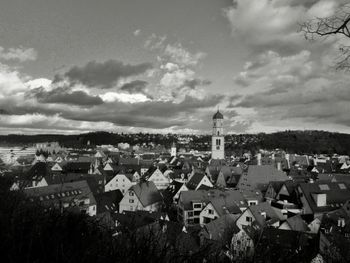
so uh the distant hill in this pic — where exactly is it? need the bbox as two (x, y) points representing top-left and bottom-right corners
(0, 130), (349, 155)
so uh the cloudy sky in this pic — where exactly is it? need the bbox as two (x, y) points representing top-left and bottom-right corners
(0, 0), (349, 134)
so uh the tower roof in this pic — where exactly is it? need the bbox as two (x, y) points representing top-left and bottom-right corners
(213, 110), (223, 119)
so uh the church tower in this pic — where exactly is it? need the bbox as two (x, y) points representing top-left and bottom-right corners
(211, 110), (225, 159)
(171, 142), (177, 157)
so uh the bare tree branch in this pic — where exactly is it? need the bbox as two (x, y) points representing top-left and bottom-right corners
(300, 4), (350, 71)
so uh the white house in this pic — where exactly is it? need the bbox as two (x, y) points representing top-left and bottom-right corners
(104, 173), (137, 194)
(119, 181), (163, 213)
(145, 167), (170, 190)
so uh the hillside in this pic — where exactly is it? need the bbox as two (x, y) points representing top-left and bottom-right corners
(0, 130), (349, 155)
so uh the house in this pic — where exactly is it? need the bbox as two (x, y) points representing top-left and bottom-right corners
(178, 189), (247, 226)
(199, 191), (246, 225)
(24, 180), (97, 216)
(231, 222), (261, 261)
(237, 165), (288, 192)
(104, 172), (137, 194)
(318, 202), (350, 262)
(264, 181), (285, 201)
(186, 172), (213, 190)
(199, 214), (238, 245)
(275, 180), (298, 203)
(10, 162), (51, 190)
(235, 202), (284, 230)
(270, 200), (302, 219)
(51, 162), (64, 172)
(143, 166), (170, 190)
(63, 162), (91, 174)
(163, 180), (189, 204)
(95, 189), (123, 215)
(119, 181), (163, 213)
(215, 165), (243, 188)
(103, 163), (120, 173)
(45, 172), (105, 195)
(279, 214), (310, 232)
(296, 181), (350, 217)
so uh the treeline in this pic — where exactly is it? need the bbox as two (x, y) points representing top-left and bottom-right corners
(227, 130), (350, 155)
(0, 130), (350, 155)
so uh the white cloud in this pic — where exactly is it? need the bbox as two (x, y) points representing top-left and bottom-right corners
(0, 46), (37, 62)
(100, 92), (150, 103)
(133, 29), (141, 36)
(164, 43), (206, 66)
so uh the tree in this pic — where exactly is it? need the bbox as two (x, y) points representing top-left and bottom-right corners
(301, 4), (350, 70)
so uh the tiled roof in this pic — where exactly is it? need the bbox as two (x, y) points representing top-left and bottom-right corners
(186, 172), (205, 190)
(237, 165), (288, 191)
(130, 181), (163, 207)
(24, 180), (96, 206)
(298, 181), (350, 214)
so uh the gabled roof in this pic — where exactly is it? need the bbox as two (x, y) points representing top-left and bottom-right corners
(45, 173), (104, 195)
(186, 172), (207, 190)
(15, 162), (51, 188)
(298, 181), (350, 214)
(202, 214), (239, 243)
(63, 162), (91, 173)
(95, 189), (123, 214)
(284, 214), (309, 232)
(24, 180), (96, 206)
(179, 189), (247, 211)
(119, 157), (140, 165)
(129, 181), (163, 207)
(237, 165), (288, 191)
(248, 202), (284, 227)
(164, 180), (187, 198)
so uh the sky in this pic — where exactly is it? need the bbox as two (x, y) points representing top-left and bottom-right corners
(0, 0), (349, 135)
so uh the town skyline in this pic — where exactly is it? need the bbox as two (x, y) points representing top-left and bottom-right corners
(0, 0), (349, 135)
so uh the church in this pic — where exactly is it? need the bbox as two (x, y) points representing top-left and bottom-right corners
(211, 110), (225, 160)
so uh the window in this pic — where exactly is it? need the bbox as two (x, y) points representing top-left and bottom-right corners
(339, 183), (347, 190)
(319, 184), (330, 191)
(208, 209), (214, 215)
(246, 216), (253, 223)
(188, 211), (193, 217)
(129, 199), (134, 203)
(193, 203), (202, 209)
(194, 210), (201, 216)
(217, 131), (220, 136)
(129, 191), (134, 196)
(248, 201), (257, 206)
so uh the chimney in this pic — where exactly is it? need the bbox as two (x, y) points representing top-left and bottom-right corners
(257, 153), (262, 166)
(277, 162), (281, 171)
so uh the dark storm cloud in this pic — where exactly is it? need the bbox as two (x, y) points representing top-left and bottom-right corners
(0, 109), (9, 115)
(62, 95), (224, 129)
(55, 60), (153, 89)
(119, 80), (148, 94)
(31, 87), (104, 106)
(227, 95), (242, 108)
(183, 78), (212, 89)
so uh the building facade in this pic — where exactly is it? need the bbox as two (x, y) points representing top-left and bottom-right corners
(211, 110), (225, 160)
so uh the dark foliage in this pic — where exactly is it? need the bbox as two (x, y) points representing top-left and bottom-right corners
(1, 130), (350, 155)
